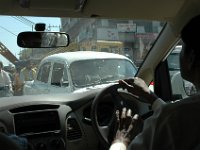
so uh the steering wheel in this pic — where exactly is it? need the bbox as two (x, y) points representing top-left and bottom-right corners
(91, 83), (148, 149)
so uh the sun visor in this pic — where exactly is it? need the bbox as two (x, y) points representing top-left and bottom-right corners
(19, 0), (87, 12)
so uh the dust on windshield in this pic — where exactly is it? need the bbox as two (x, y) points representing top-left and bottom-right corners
(70, 59), (137, 87)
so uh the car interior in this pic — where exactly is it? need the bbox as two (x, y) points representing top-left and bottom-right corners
(0, 0), (200, 150)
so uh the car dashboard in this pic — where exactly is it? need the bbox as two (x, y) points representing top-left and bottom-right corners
(0, 88), (150, 150)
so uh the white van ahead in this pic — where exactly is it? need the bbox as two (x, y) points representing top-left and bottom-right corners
(23, 51), (137, 95)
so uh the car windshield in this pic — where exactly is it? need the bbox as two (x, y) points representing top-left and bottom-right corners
(0, 16), (165, 97)
(70, 59), (137, 87)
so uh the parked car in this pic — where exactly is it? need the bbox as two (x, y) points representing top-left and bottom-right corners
(168, 45), (182, 77)
(23, 51), (137, 95)
(168, 45), (197, 99)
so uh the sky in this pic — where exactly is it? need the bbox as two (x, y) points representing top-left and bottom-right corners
(0, 15), (61, 66)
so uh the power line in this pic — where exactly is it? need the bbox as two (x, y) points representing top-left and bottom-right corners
(0, 26), (17, 36)
(11, 16), (60, 31)
(11, 16), (35, 28)
(18, 16), (35, 26)
(0, 16), (35, 37)
(11, 16), (32, 28)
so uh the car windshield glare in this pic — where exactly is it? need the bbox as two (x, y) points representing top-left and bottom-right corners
(70, 59), (137, 87)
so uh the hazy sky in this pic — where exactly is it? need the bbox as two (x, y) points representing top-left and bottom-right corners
(0, 15), (61, 66)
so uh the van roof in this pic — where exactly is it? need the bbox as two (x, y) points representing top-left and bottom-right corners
(42, 51), (132, 65)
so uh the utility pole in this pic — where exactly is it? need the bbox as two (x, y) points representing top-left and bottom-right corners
(47, 25), (60, 31)
(0, 42), (18, 64)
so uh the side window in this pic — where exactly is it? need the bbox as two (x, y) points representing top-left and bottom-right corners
(167, 44), (197, 100)
(37, 62), (51, 83)
(51, 63), (64, 87)
(62, 68), (69, 87)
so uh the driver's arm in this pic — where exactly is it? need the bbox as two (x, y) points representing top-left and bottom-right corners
(110, 108), (143, 150)
(151, 98), (166, 111)
(118, 77), (166, 110)
(109, 77), (167, 150)
(110, 142), (127, 150)
(109, 99), (165, 150)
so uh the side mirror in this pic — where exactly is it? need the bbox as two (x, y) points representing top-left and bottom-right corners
(17, 31), (70, 48)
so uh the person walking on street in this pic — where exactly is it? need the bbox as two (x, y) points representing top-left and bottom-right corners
(20, 60), (37, 82)
(0, 61), (13, 97)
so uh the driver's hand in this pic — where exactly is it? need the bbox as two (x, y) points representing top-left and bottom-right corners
(112, 107), (143, 147)
(119, 77), (158, 105)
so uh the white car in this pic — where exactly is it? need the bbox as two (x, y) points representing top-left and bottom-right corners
(149, 45), (197, 97)
(168, 45), (182, 77)
(168, 45), (197, 98)
(23, 51), (137, 95)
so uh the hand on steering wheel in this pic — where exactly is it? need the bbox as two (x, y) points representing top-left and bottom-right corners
(112, 107), (143, 147)
(119, 77), (158, 105)
(91, 83), (150, 149)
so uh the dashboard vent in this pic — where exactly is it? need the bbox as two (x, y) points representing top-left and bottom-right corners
(9, 104), (60, 113)
(67, 118), (82, 140)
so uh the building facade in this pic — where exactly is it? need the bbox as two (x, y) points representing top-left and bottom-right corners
(60, 18), (163, 66)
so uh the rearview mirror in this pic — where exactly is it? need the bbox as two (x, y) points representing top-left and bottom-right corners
(17, 31), (70, 48)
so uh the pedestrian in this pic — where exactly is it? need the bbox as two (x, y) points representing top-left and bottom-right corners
(19, 59), (37, 82)
(0, 61), (13, 97)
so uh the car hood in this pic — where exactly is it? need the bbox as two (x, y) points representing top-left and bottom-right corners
(23, 80), (118, 95)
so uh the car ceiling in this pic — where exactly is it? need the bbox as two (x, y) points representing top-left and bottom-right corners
(0, 0), (198, 20)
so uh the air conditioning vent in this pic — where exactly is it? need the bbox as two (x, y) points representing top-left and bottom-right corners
(66, 118), (82, 140)
(10, 104), (60, 113)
